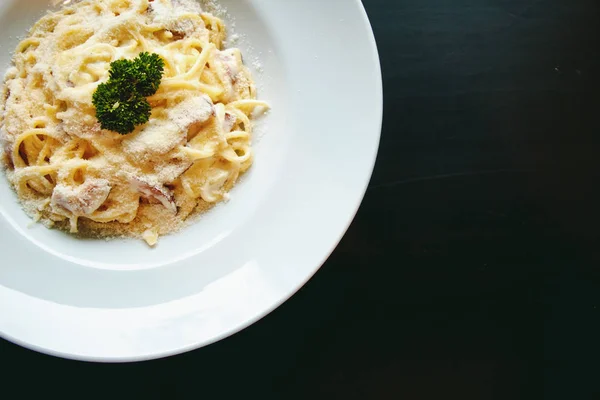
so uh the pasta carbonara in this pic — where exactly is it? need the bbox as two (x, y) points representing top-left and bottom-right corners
(0, 0), (268, 245)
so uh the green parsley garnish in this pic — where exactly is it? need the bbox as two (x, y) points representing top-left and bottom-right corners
(92, 52), (165, 135)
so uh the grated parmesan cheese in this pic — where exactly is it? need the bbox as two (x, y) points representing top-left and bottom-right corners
(168, 95), (214, 130)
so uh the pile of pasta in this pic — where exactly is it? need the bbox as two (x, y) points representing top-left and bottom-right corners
(0, 0), (268, 245)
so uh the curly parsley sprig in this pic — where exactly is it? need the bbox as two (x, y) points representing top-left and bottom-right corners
(92, 52), (165, 135)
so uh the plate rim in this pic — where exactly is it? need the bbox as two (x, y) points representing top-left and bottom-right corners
(0, 0), (383, 362)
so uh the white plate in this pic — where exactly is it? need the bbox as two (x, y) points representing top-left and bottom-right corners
(0, 0), (382, 361)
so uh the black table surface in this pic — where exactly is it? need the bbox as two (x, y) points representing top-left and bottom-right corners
(2, 0), (599, 398)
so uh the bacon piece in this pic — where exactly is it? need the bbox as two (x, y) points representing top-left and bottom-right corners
(219, 51), (240, 82)
(130, 178), (177, 213)
(51, 178), (111, 216)
(223, 112), (236, 133)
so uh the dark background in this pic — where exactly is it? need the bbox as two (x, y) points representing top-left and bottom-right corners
(2, 0), (599, 398)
